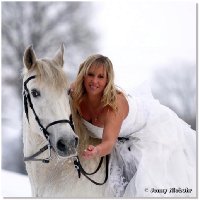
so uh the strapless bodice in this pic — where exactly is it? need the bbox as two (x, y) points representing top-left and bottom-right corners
(82, 95), (149, 139)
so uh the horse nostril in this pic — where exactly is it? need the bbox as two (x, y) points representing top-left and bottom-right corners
(75, 137), (79, 147)
(57, 139), (66, 152)
(57, 137), (78, 155)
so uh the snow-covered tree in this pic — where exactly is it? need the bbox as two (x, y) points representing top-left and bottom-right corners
(2, 1), (98, 89)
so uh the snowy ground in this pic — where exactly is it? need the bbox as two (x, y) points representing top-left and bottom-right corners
(1, 170), (31, 197)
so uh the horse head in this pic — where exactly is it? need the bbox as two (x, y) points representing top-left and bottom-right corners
(23, 44), (78, 159)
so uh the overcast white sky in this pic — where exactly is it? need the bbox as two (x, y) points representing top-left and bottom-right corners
(92, 1), (196, 91)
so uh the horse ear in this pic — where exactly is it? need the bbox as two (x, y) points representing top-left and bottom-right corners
(23, 45), (37, 70)
(53, 43), (64, 67)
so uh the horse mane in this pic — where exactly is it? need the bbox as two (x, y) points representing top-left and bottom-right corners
(24, 58), (68, 91)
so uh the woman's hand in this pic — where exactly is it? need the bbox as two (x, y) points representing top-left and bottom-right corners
(82, 145), (99, 160)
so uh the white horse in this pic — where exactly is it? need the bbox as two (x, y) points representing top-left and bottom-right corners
(22, 45), (109, 197)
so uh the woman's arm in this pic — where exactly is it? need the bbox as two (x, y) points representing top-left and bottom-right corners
(83, 94), (128, 159)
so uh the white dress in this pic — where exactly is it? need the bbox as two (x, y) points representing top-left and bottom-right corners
(82, 85), (196, 197)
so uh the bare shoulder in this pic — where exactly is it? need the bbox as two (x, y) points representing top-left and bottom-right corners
(106, 93), (129, 121)
(117, 93), (128, 106)
(116, 93), (129, 119)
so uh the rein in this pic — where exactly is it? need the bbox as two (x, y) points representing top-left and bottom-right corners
(23, 75), (109, 185)
(24, 137), (52, 163)
(73, 155), (109, 185)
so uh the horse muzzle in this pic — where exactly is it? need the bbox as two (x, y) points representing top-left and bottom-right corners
(56, 136), (79, 157)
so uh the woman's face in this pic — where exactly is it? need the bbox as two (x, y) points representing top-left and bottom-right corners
(84, 64), (108, 97)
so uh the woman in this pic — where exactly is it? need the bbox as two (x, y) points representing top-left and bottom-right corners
(70, 54), (196, 197)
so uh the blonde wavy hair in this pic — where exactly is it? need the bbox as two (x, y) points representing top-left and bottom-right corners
(72, 54), (121, 112)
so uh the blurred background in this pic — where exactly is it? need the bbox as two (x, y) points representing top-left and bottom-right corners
(1, 1), (196, 197)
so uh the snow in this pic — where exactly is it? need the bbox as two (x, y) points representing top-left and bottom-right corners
(1, 170), (31, 197)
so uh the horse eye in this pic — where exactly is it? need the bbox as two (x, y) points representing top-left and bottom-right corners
(31, 89), (40, 98)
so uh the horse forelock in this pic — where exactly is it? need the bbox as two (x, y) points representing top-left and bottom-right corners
(25, 58), (68, 91)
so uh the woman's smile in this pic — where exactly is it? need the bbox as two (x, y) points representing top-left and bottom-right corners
(89, 84), (99, 90)
(84, 64), (107, 96)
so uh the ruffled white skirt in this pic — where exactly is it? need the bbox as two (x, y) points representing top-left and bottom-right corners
(105, 85), (196, 197)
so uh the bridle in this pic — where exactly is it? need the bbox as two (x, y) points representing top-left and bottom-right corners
(23, 75), (75, 163)
(23, 75), (109, 185)
(73, 155), (109, 185)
